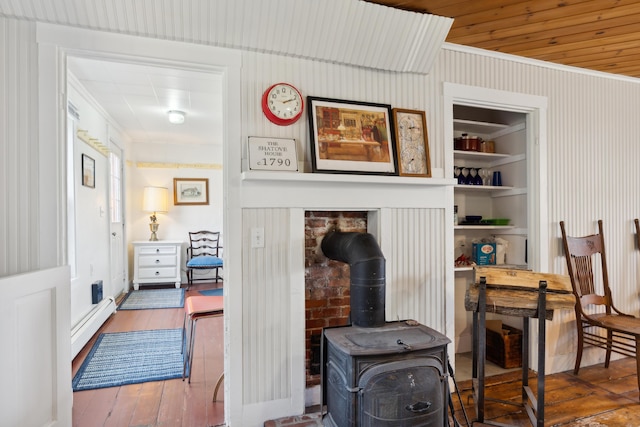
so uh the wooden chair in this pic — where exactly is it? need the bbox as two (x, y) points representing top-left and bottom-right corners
(186, 230), (223, 287)
(560, 220), (640, 397)
(182, 295), (225, 401)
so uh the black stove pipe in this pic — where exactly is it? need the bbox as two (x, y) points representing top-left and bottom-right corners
(321, 230), (385, 328)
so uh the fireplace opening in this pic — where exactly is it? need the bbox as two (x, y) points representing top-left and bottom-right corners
(304, 210), (368, 387)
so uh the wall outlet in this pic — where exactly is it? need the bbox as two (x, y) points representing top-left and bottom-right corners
(251, 227), (265, 248)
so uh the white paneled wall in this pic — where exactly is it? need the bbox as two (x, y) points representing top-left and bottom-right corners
(0, 18), (40, 276)
(384, 208), (447, 330)
(242, 208), (294, 403)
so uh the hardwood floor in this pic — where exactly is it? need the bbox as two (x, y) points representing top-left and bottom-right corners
(72, 282), (225, 427)
(74, 284), (640, 426)
(451, 357), (640, 426)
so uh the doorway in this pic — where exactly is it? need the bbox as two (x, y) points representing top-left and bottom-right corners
(65, 51), (226, 420)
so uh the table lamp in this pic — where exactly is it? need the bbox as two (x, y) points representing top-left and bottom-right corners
(142, 186), (168, 241)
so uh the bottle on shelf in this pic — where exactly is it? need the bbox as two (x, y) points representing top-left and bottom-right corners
(454, 205), (458, 225)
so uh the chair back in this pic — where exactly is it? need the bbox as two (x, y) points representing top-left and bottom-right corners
(560, 220), (612, 314)
(188, 230), (222, 258)
(635, 219), (640, 251)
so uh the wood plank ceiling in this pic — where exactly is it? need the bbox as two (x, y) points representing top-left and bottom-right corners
(366, 0), (640, 79)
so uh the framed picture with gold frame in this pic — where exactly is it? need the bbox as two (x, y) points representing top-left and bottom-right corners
(392, 108), (431, 177)
(173, 178), (209, 205)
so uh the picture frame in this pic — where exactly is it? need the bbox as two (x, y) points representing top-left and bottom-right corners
(82, 154), (95, 188)
(173, 178), (209, 205)
(307, 96), (398, 175)
(392, 108), (431, 177)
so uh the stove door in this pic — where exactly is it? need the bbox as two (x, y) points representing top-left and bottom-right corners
(358, 357), (446, 426)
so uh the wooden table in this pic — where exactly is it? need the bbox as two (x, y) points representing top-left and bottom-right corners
(465, 267), (575, 427)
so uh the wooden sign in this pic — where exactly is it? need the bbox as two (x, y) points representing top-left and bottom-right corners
(248, 137), (298, 171)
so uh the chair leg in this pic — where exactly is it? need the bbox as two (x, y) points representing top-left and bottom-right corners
(604, 329), (613, 368)
(574, 323), (585, 375)
(183, 315), (194, 380)
(213, 373), (224, 402)
(187, 318), (199, 384)
(636, 337), (640, 401)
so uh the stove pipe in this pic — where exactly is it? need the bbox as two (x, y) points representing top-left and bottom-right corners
(321, 230), (385, 328)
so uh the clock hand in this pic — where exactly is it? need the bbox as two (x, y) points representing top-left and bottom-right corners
(282, 98), (296, 103)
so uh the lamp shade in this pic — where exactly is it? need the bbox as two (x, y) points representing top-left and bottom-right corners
(142, 186), (169, 213)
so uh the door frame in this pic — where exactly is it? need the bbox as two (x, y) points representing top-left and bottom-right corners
(36, 24), (243, 424)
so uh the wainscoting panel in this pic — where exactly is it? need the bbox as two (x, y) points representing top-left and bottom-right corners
(242, 208), (297, 405)
(383, 208), (447, 332)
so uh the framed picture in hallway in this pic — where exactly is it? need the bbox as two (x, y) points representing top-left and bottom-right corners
(82, 154), (95, 188)
(307, 96), (398, 175)
(173, 178), (209, 205)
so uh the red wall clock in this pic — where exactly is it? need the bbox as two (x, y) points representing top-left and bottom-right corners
(261, 82), (304, 126)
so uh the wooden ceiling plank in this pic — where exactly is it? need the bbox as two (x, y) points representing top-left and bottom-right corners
(515, 33), (640, 58)
(468, 11), (640, 50)
(446, 0), (595, 28)
(426, 0), (537, 20)
(447, 0), (640, 41)
(537, 40), (640, 62)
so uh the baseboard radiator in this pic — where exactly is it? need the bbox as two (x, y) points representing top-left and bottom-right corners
(71, 296), (117, 358)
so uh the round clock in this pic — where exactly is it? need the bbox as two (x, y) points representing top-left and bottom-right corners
(261, 83), (304, 126)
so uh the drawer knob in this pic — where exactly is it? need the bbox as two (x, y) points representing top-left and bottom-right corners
(155, 271), (160, 276)
(156, 248), (160, 253)
(155, 259), (160, 264)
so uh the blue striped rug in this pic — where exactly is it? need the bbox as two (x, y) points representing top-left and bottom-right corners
(72, 328), (184, 391)
(118, 288), (185, 310)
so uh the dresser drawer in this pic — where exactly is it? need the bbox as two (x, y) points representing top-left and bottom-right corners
(138, 245), (177, 256)
(138, 254), (176, 267)
(138, 266), (178, 280)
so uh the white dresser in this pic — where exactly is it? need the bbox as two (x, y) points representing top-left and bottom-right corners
(132, 240), (183, 290)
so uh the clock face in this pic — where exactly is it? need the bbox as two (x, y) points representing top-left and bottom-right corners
(261, 83), (304, 125)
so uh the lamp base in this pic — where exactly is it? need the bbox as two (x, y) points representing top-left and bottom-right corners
(149, 222), (159, 241)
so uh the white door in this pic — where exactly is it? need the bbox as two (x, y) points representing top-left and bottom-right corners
(0, 266), (72, 426)
(109, 143), (126, 295)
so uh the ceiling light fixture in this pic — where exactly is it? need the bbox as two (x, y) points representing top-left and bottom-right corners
(167, 110), (185, 124)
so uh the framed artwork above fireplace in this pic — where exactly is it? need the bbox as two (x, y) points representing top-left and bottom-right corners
(307, 96), (398, 176)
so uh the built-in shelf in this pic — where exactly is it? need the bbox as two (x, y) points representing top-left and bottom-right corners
(454, 263), (528, 273)
(453, 150), (510, 162)
(454, 225), (515, 230)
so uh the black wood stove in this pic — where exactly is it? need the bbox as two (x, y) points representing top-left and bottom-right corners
(320, 231), (451, 427)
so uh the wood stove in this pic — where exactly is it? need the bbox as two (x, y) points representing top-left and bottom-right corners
(322, 321), (450, 426)
(320, 230), (450, 426)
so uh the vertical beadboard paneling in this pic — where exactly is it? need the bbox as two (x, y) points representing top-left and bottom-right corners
(385, 208), (446, 331)
(242, 208), (292, 404)
(0, 18), (39, 276)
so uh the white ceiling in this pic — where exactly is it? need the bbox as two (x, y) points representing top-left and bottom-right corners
(67, 57), (224, 146)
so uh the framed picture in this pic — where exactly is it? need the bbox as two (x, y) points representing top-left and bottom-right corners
(82, 154), (95, 188)
(173, 178), (209, 205)
(392, 108), (431, 177)
(307, 96), (398, 175)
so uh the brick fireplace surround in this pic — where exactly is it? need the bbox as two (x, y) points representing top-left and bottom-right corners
(304, 210), (368, 387)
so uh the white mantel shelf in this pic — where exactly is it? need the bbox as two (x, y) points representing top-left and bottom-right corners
(240, 171), (455, 209)
(241, 171), (454, 186)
